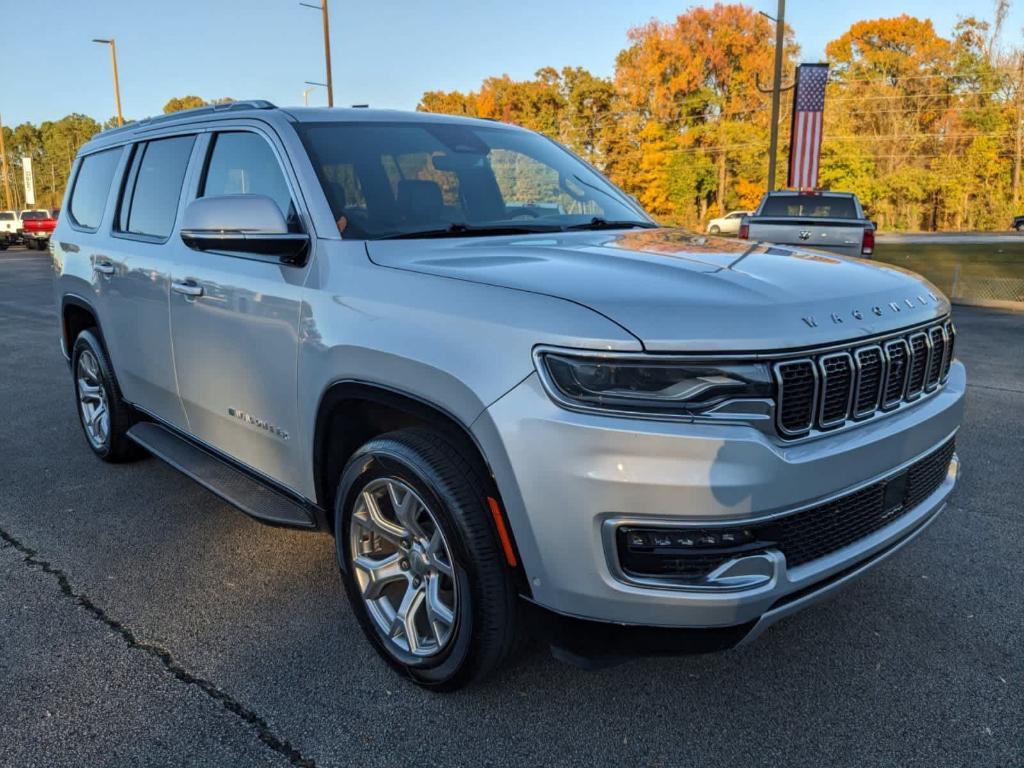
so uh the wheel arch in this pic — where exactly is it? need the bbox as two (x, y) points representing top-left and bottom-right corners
(313, 381), (497, 521)
(61, 294), (102, 362)
(312, 380), (530, 595)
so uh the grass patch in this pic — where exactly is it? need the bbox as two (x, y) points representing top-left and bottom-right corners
(874, 242), (1024, 297)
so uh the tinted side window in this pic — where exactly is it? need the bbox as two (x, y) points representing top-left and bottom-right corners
(201, 132), (298, 228)
(69, 147), (123, 230)
(120, 136), (195, 238)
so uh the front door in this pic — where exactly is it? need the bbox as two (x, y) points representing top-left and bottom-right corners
(168, 128), (312, 493)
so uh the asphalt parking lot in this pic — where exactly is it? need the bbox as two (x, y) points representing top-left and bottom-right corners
(1, 243), (1022, 767)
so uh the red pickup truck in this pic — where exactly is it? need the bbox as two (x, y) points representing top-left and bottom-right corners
(21, 210), (58, 250)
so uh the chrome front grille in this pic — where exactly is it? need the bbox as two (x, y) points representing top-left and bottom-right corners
(773, 319), (955, 439)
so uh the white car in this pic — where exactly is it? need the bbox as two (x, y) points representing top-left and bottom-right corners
(706, 210), (751, 236)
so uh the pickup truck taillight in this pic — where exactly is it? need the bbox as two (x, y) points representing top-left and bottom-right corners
(861, 226), (875, 256)
(738, 221), (749, 240)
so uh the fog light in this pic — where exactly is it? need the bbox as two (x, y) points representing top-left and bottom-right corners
(617, 526), (764, 583)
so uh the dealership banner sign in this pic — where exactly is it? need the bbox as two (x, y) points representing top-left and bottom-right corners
(22, 156), (34, 205)
(788, 63), (829, 190)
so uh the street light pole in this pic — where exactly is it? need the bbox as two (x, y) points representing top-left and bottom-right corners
(300, 1), (334, 107)
(0, 112), (13, 210)
(92, 38), (124, 126)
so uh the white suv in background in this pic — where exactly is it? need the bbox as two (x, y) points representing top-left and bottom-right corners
(0, 210), (18, 249)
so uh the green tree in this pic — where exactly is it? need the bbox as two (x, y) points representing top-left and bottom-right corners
(163, 95), (208, 113)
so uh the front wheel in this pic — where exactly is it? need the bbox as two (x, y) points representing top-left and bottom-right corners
(335, 428), (519, 690)
(709, 225), (721, 235)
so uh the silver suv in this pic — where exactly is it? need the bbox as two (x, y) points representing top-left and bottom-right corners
(52, 102), (964, 689)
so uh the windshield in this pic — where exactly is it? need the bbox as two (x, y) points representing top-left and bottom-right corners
(21, 211), (48, 220)
(297, 121), (652, 239)
(761, 195), (857, 219)
(0, 212), (14, 221)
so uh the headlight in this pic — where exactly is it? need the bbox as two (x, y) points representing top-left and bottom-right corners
(536, 350), (772, 417)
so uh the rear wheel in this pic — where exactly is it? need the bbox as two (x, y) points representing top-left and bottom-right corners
(71, 330), (143, 462)
(335, 428), (519, 690)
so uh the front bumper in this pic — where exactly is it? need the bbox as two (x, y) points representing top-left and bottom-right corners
(473, 361), (965, 633)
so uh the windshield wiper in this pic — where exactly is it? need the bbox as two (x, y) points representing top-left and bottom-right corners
(377, 222), (564, 240)
(565, 217), (657, 231)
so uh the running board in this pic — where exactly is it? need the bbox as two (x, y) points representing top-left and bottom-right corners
(127, 422), (317, 529)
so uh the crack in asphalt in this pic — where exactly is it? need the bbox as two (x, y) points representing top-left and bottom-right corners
(0, 526), (317, 768)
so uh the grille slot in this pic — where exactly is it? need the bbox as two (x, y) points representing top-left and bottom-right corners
(773, 320), (953, 439)
(852, 346), (884, 418)
(774, 360), (817, 435)
(906, 332), (930, 397)
(937, 323), (954, 382)
(926, 326), (945, 390)
(755, 438), (955, 568)
(818, 353), (854, 428)
(940, 321), (955, 382)
(882, 339), (910, 409)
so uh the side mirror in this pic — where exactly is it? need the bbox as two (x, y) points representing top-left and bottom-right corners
(180, 194), (309, 265)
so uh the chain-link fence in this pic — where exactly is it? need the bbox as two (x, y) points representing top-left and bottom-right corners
(874, 235), (1024, 311)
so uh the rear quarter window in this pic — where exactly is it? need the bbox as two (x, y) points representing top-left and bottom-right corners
(761, 195), (857, 219)
(69, 147), (123, 230)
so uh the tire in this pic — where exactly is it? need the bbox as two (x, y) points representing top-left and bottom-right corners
(71, 329), (143, 462)
(1017, 223), (1024, 232)
(335, 428), (519, 690)
(709, 225), (720, 235)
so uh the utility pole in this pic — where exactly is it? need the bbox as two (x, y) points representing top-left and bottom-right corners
(92, 38), (124, 126)
(1013, 51), (1023, 207)
(759, 0), (787, 192)
(0, 112), (12, 210)
(300, 1), (334, 107)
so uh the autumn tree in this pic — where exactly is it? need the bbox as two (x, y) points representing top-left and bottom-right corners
(614, 3), (798, 221)
(412, 5), (1018, 231)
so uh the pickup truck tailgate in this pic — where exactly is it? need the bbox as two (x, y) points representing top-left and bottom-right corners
(748, 218), (865, 257)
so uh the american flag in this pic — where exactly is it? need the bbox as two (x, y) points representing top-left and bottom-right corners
(788, 63), (829, 190)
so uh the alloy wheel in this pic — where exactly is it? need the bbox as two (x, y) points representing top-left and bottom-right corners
(349, 478), (459, 658)
(77, 349), (110, 450)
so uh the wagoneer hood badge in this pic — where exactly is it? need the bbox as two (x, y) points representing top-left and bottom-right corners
(367, 228), (951, 352)
(801, 292), (938, 329)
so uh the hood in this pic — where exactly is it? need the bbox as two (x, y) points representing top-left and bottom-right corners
(366, 228), (950, 352)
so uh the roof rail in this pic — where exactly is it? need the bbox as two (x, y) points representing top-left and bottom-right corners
(97, 100), (277, 138)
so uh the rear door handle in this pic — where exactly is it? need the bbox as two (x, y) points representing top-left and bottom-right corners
(94, 259), (115, 276)
(171, 279), (204, 298)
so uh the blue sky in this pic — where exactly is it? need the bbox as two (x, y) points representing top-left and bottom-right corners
(3, 0), (1019, 127)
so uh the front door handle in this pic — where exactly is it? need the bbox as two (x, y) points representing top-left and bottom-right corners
(171, 279), (204, 298)
(94, 259), (115, 276)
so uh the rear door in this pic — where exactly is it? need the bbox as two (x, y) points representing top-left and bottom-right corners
(97, 133), (199, 427)
(168, 127), (313, 492)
